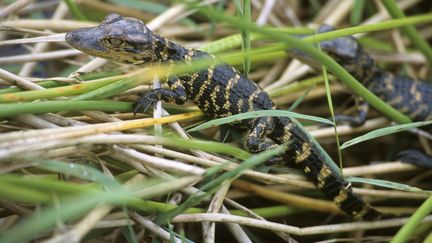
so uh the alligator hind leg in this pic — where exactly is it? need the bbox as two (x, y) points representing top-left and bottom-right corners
(246, 116), (284, 164)
(333, 99), (369, 126)
(396, 149), (432, 169)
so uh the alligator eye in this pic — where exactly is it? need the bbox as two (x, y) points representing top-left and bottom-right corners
(107, 37), (124, 46)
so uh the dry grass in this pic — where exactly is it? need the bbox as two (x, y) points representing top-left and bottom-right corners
(0, 0), (431, 242)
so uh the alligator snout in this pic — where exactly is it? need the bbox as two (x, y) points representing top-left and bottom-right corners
(65, 31), (83, 49)
(65, 32), (78, 43)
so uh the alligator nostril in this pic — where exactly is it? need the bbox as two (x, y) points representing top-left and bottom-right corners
(66, 32), (79, 43)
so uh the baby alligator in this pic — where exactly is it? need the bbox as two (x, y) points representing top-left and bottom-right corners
(66, 14), (384, 219)
(295, 25), (432, 167)
(302, 25), (432, 123)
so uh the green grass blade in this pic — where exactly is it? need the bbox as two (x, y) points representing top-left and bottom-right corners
(0, 175), (97, 196)
(423, 231), (432, 243)
(0, 100), (132, 117)
(188, 110), (333, 132)
(350, 0), (365, 25)
(165, 138), (250, 160)
(348, 177), (430, 193)
(199, 27), (311, 54)
(38, 160), (120, 189)
(190, 4), (413, 125)
(0, 175), (198, 243)
(0, 178), (53, 203)
(304, 13), (432, 44)
(154, 143), (288, 225)
(287, 83), (316, 111)
(0, 75), (126, 103)
(72, 77), (144, 101)
(0, 80), (68, 94)
(268, 75), (324, 98)
(341, 120), (432, 149)
(390, 195), (432, 243)
(107, 0), (166, 14)
(64, 0), (88, 20)
(320, 61), (344, 173)
(381, 0), (432, 66)
(240, 0), (251, 74)
(233, 0), (243, 15)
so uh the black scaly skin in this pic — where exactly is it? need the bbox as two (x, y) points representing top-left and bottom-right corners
(66, 14), (383, 219)
(313, 25), (432, 122)
(298, 25), (432, 167)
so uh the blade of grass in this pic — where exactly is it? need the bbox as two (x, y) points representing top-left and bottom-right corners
(38, 160), (120, 189)
(0, 174), (204, 213)
(188, 110), (333, 132)
(5, 13), (431, 105)
(200, 27), (312, 54)
(350, 0), (365, 25)
(107, 0), (167, 14)
(0, 179), (53, 203)
(341, 120), (432, 149)
(71, 77), (141, 101)
(190, 3), (413, 124)
(0, 80), (68, 94)
(64, 0), (88, 20)
(0, 75), (129, 103)
(0, 174), (199, 243)
(155, 143), (288, 225)
(233, 0), (243, 15)
(348, 177), (430, 193)
(390, 195), (432, 243)
(320, 59), (344, 174)
(304, 13), (432, 44)
(287, 83), (316, 111)
(381, 0), (432, 66)
(0, 175), (99, 196)
(231, 205), (299, 218)
(239, 0), (251, 74)
(0, 100), (132, 117)
(268, 75), (325, 98)
(164, 138), (250, 160)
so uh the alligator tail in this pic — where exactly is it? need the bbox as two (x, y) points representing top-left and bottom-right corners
(272, 117), (382, 219)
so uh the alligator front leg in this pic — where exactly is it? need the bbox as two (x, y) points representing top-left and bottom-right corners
(246, 116), (285, 164)
(134, 76), (187, 113)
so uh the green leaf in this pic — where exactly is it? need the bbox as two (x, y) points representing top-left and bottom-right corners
(190, 3), (415, 125)
(0, 100), (132, 117)
(391, 195), (432, 243)
(381, 0), (432, 66)
(321, 59), (345, 173)
(350, 0), (365, 25)
(240, 0), (251, 74)
(0, 175), (198, 243)
(107, 0), (166, 14)
(155, 143), (289, 225)
(233, 0), (243, 15)
(189, 110), (333, 132)
(166, 138), (250, 160)
(64, 0), (88, 20)
(348, 177), (431, 193)
(38, 160), (120, 189)
(0, 178), (52, 203)
(341, 120), (432, 149)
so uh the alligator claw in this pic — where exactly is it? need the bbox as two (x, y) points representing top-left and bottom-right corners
(134, 93), (159, 114)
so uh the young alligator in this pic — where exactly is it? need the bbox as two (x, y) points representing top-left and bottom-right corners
(296, 25), (432, 167)
(297, 25), (432, 123)
(66, 14), (383, 219)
